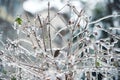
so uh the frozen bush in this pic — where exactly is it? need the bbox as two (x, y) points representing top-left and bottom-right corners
(0, 2), (120, 80)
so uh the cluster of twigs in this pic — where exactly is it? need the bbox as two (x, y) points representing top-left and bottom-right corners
(0, 2), (120, 80)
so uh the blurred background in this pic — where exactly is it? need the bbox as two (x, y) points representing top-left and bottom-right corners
(0, 0), (120, 43)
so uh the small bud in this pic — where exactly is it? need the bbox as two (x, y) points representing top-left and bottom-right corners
(100, 39), (104, 42)
(67, 4), (70, 6)
(94, 32), (98, 35)
(110, 38), (114, 43)
(33, 46), (37, 49)
(0, 50), (4, 55)
(85, 30), (88, 32)
(57, 12), (60, 15)
(78, 15), (81, 17)
(72, 29), (74, 32)
(77, 24), (80, 27)
(68, 20), (72, 25)
(96, 25), (101, 28)
(111, 58), (114, 62)
(27, 34), (30, 37)
(54, 50), (60, 57)
(72, 21), (74, 24)
(72, 6), (75, 8)
(56, 77), (61, 80)
(104, 53), (108, 55)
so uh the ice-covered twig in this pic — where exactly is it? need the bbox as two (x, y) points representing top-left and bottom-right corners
(89, 14), (120, 25)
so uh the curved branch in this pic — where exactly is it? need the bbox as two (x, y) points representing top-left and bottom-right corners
(89, 14), (120, 25)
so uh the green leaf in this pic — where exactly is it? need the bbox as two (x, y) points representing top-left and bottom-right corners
(113, 61), (119, 67)
(96, 61), (100, 67)
(11, 76), (16, 80)
(2, 69), (7, 74)
(15, 17), (22, 25)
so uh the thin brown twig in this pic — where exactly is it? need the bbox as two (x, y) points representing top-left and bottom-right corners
(38, 15), (47, 51)
(57, 13), (69, 28)
(48, 2), (53, 55)
(50, 4), (67, 21)
(32, 30), (42, 49)
(50, 23), (67, 43)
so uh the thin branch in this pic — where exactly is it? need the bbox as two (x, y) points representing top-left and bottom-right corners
(0, 40), (5, 46)
(48, 2), (53, 55)
(18, 45), (31, 55)
(50, 4), (67, 21)
(31, 30), (41, 49)
(101, 28), (120, 40)
(50, 23), (67, 43)
(57, 13), (69, 28)
(89, 14), (120, 25)
(38, 15), (47, 51)
(52, 26), (67, 40)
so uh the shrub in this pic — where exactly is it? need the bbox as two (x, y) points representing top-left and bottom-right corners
(0, 2), (120, 80)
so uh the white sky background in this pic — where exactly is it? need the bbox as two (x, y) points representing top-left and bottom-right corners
(23, 0), (102, 14)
